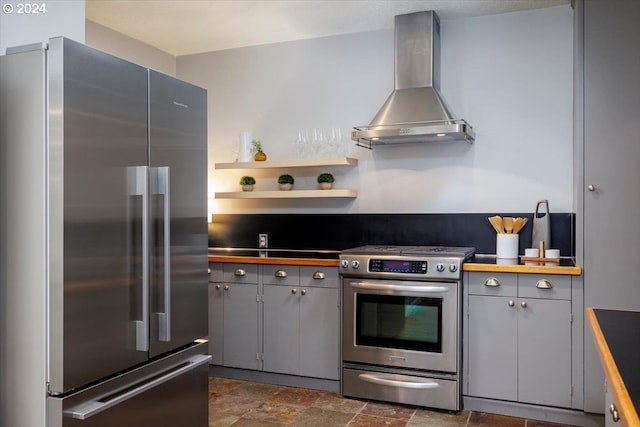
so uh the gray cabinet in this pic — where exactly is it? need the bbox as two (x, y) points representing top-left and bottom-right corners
(465, 272), (572, 408)
(604, 381), (623, 427)
(208, 262), (259, 370)
(208, 263), (224, 365)
(576, 0), (640, 412)
(263, 264), (300, 376)
(263, 265), (340, 380)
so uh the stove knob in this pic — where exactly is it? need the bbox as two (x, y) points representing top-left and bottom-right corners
(436, 263), (445, 272)
(340, 259), (349, 269)
(449, 264), (458, 273)
(352, 260), (360, 269)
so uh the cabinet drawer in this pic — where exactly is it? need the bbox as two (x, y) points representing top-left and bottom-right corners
(467, 272), (517, 297)
(300, 266), (339, 288)
(223, 263), (258, 284)
(263, 264), (300, 286)
(208, 262), (223, 282)
(518, 274), (571, 300)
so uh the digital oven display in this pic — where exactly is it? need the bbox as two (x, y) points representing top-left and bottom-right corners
(368, 259), (427, 274)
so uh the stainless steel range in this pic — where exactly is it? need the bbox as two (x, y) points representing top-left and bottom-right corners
(340, 245), (475, 411)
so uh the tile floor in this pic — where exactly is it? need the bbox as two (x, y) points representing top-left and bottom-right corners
(208, 377), (575, 427)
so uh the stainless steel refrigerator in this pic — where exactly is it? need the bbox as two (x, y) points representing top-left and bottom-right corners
(0, 37), (209, 427)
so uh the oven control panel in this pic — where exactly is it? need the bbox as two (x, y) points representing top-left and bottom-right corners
(368, 259), (427, 274)
(339, 255), (464, 280)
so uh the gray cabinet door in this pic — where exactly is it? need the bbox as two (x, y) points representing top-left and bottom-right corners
(580, 0), (640, 412)
(518, 298), (572, 407)
(208, 264), (224, 365)
(300, 287), (340, 380)
(467, 295), (518, 400)
(208, 283), (224, 365)
(263, 285), (300, 375)
(223, 283), (259, 369)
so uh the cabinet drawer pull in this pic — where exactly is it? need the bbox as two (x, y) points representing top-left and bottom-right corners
(312, 271), (325, 280)
(484, 277), (501, 287)
(291, 288), (297, 294)
(610, 403), (620, 422)
(224, 285), (230, 291)
(535, 279), (553, 289)
(208, 268), (211, 275)
(301, 289), (307, 296)
(234, 268), (246, 277)
(275, 269), (287, 278)
(508, 300), (515, 307)
(520, 301), (528, 308)
(215, 284), (221, 290)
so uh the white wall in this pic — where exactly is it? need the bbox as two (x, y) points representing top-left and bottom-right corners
(85, 20), (176, 76)
(0, 0), (84, 54)
(177, 5), (574, 215)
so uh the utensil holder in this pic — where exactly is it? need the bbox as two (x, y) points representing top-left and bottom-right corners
(496, 234), (519, 259)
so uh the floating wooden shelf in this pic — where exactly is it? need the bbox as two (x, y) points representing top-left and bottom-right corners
(215, 189), (357, 199)
(214, 157), (357, 170)
(214, 156), (358, 199)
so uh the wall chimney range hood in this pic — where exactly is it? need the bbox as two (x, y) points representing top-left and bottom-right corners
(352, 11), (475, 148)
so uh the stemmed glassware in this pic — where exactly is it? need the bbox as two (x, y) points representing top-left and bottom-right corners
(294, 127), (345, 158)
(294, 129), (308, 159)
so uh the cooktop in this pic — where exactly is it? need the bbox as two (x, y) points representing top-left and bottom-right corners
(341, 245), (476, 260)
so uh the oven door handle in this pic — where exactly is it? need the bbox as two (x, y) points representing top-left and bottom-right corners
(350, 282), (449, 294)
(358, 373), (440, 390)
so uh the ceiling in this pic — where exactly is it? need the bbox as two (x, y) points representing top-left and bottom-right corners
(85, 0), (569, 56)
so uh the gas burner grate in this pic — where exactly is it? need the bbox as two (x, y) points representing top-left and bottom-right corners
(342, 245), (475, 260)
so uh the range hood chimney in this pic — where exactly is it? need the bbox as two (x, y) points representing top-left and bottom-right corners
(352, 11), (475, 148)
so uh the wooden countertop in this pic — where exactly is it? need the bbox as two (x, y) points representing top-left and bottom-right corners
(208, 254), (338, 267)
(463, 257), (582, 275)
(587, 308), (640, 427)
(208, 252), (581, 275)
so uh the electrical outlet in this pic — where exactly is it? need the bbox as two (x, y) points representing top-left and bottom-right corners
(258, 233), (268, 249)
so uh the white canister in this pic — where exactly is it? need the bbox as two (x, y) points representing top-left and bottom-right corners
(496, 234), (519, 259)
(545, 249), (560, 259)
(544, 249), (560, 265)
(238, 131), (252, 162)
(524, 248), (540, 265)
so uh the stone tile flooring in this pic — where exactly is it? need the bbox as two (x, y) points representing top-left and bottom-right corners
(208, 377), (575, 427)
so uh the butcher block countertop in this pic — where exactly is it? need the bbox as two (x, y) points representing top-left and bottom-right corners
(208, 249), (582, 274)
(208, 248), (340, 267)
(587, 308), (640, 427)
(464, 255), (582, 275)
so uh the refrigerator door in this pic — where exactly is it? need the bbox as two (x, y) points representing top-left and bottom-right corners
(48, 342), (210, 427)
(148, 70), (208, 357)
(48, 38), (150, 394)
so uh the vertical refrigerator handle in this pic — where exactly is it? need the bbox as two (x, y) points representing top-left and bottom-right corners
(132, 166), (149, 352)
(155, 166), (171, 342)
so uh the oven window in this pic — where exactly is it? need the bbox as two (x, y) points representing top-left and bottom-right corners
(356, 294), (442, 353)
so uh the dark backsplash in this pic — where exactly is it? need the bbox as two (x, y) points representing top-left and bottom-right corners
(208, 213), (575, 256)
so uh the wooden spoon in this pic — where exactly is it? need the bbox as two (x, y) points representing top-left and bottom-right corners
(488, 216), (504, 234)
(503, 217), (514, 234)
(512, 217), (528, 234)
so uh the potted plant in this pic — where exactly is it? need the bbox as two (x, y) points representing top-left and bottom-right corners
(251, 139), (267, 161)
(239, 175), (256, 192)
(317, 172), (335, 190)
(277, 174), (295, 191)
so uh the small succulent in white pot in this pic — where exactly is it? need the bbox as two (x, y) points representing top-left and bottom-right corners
(277, 174), (294, 190)
(317, 172), (334, 190)
(239, 175), (255, 191)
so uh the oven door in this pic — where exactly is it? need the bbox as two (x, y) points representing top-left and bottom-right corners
(342, 277), (459, 373)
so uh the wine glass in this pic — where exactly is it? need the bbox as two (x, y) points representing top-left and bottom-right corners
(294, 129), (308, 158)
